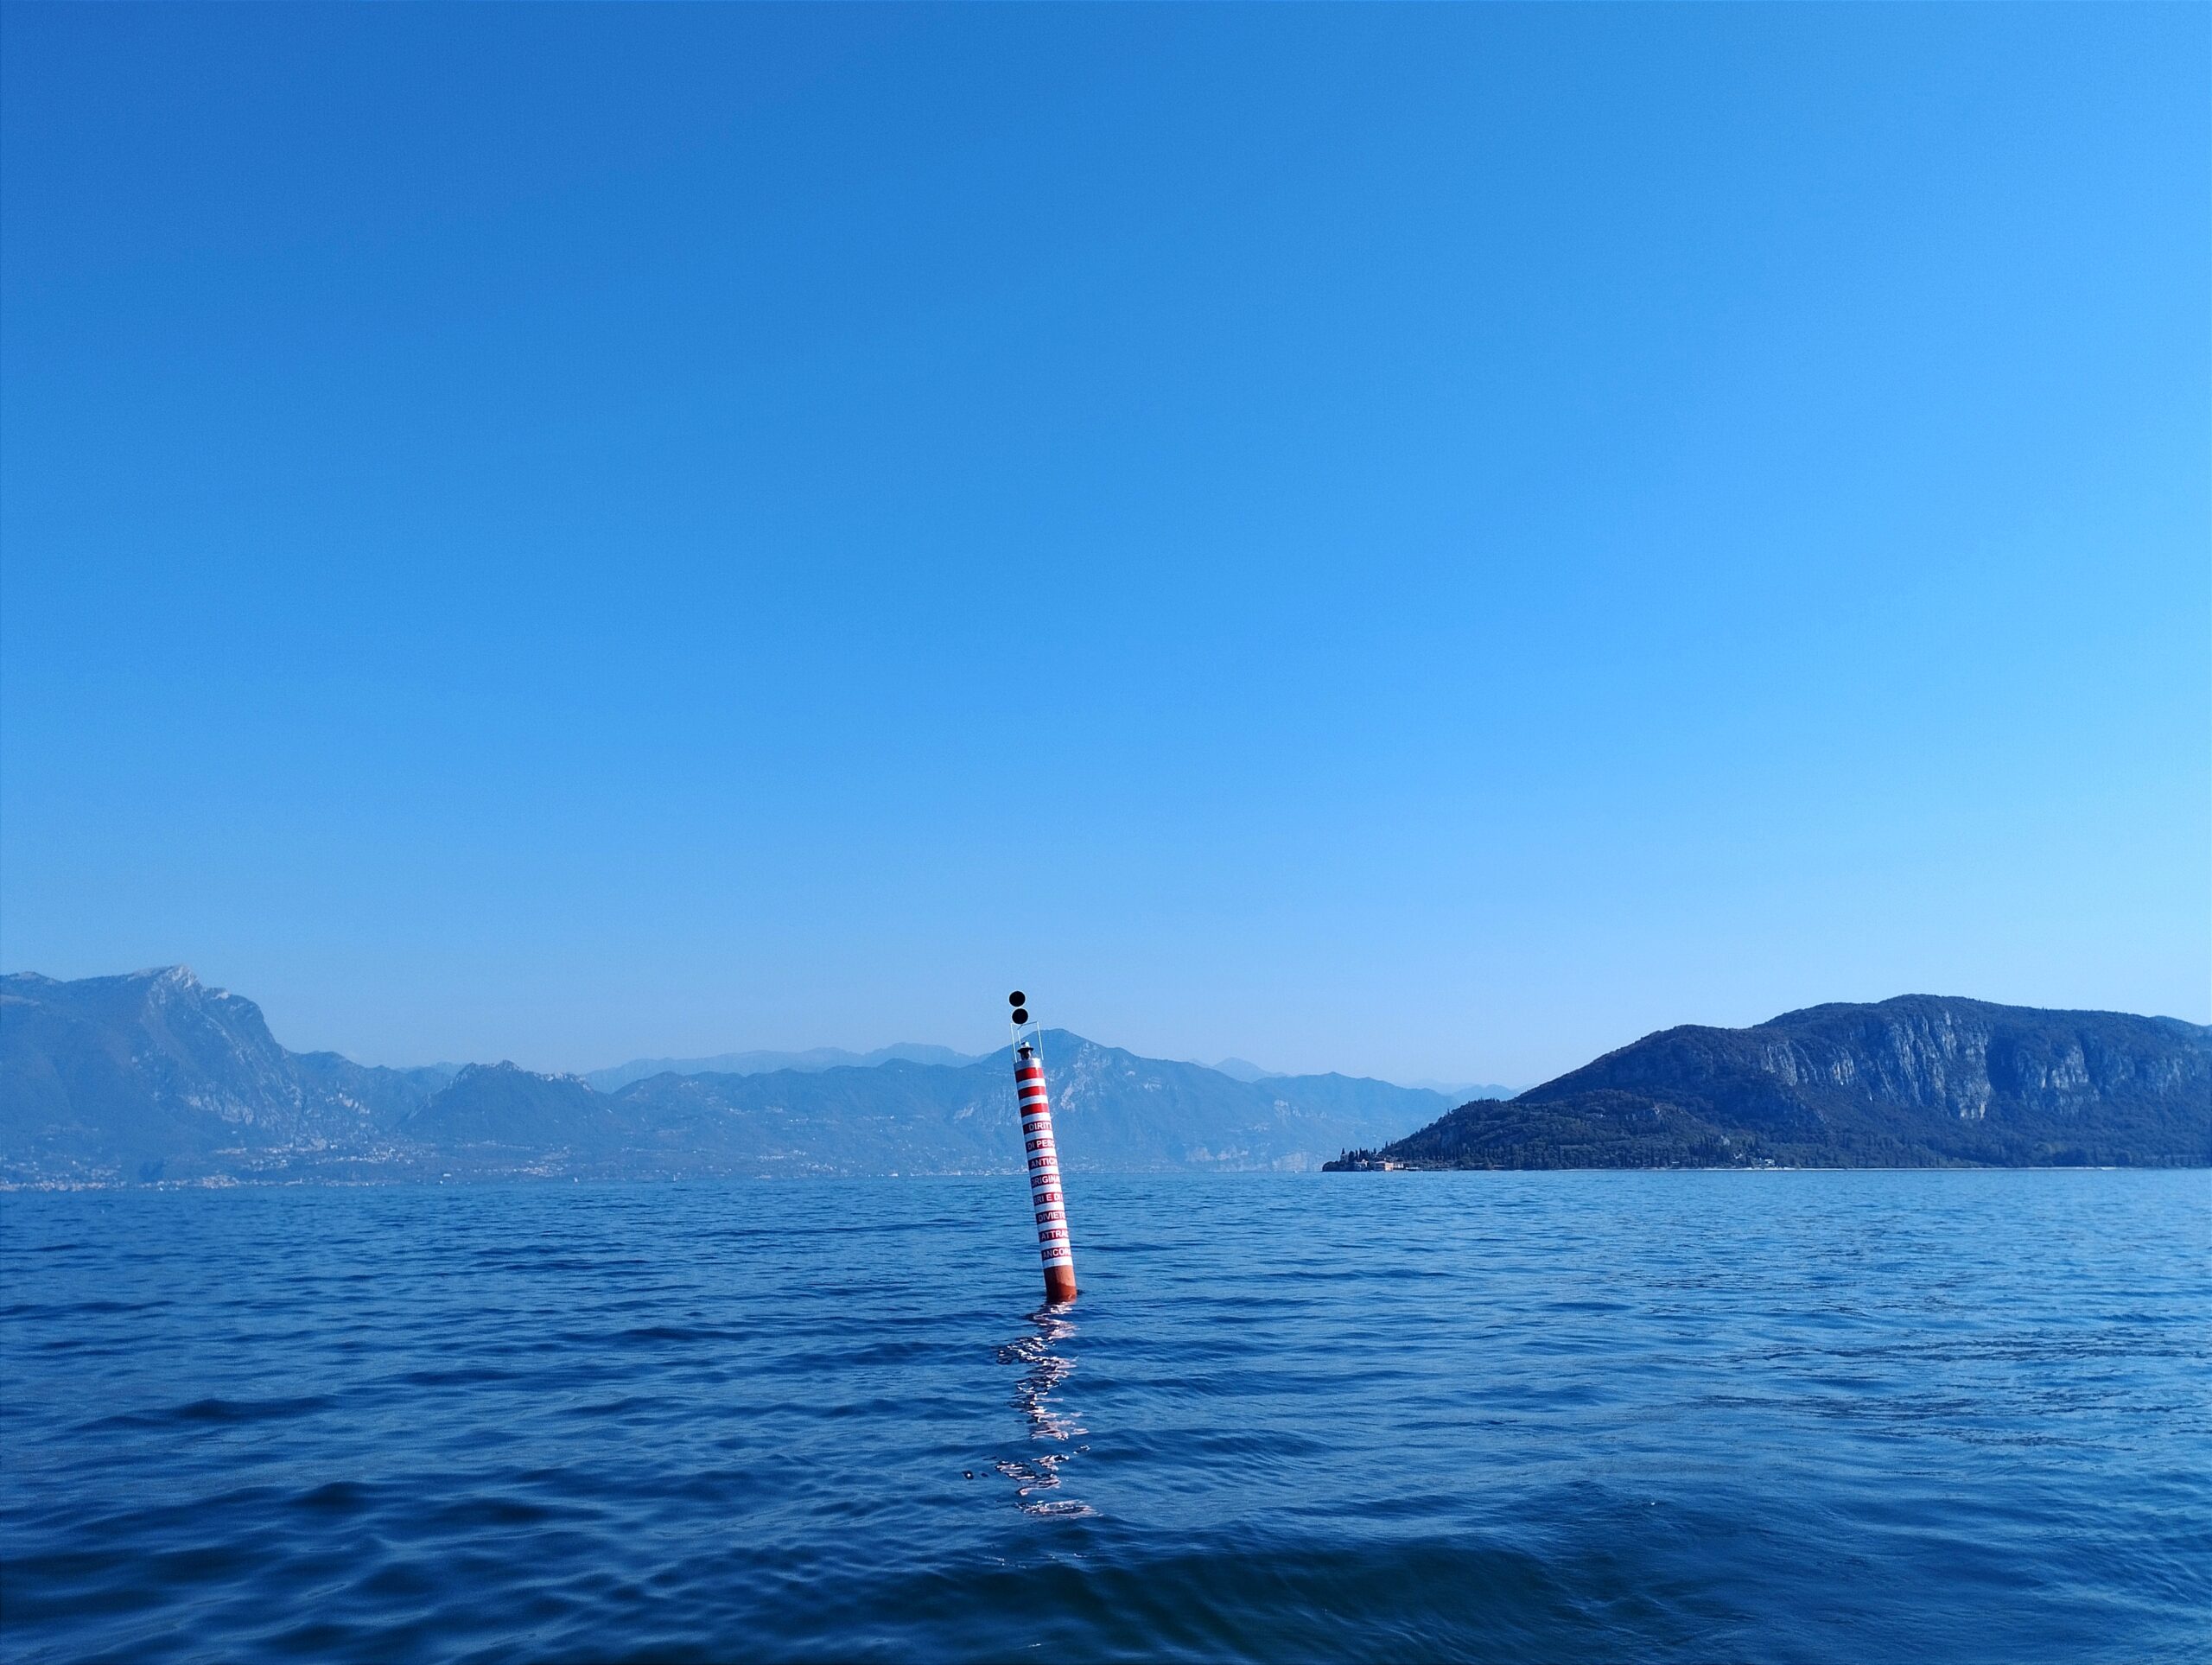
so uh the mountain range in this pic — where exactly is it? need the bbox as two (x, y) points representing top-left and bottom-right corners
(0, 969), (1455, 1185)
(582, 1044), (984, 1095)
(588, 1046), (1516, 1101)
(1327, 995), (2210, 1171)
(7, 973), (2202, 1186)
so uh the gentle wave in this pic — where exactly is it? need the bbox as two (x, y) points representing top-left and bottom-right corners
(3, 1171), (2207, 1663)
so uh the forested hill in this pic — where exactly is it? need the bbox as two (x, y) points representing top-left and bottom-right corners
(1327, 996), (2211, 1171)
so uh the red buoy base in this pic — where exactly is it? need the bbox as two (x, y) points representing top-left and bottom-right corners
(1042, 1266), (1077, 1305)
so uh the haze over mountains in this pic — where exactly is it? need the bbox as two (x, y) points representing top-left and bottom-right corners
(5, 970), (2203, 1185)
(583, 1044), (984, 1095)
(589, 1046), (1516, 1102)
(0, 969), (1456, 1185)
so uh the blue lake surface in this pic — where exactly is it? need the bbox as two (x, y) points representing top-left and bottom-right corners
(3, 1170), (2208, 1663)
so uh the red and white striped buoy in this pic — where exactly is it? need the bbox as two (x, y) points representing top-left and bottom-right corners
(1007, 991), (1077, 1305)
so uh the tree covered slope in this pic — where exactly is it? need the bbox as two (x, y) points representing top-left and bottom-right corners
(1330, 997), (2210, 1170)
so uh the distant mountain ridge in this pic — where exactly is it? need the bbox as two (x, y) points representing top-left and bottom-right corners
(1330, 995), (2211, 1171)
(0, 969), (1452, 1185)
(1204, 1054), (1519, 1101)
(584, 1043), (982, 1095)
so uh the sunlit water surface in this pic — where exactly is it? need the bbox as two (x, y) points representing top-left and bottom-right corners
(3, 1171), (2207, 1663)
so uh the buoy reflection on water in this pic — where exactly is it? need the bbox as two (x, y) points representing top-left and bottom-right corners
(994, 1305), (1093, 1517)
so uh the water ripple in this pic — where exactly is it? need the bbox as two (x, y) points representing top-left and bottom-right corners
(3, 1171), (2207, 1663)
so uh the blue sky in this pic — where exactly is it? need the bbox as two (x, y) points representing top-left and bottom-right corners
(3, 4), (2204, 1084)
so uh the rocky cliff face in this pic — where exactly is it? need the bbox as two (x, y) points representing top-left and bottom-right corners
(2, 969), (404, 1179)
(1527, 997), (2209, 1124)
(3, 967), (293, 1123)
(1340, 996), (2211, 1171)
(1, 969), (461, 1181)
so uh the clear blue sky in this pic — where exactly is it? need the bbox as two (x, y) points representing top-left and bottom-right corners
(3, 4), (2204, 1085)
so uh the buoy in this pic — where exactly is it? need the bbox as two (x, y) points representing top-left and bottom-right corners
(1008, 991), (1077, 1305)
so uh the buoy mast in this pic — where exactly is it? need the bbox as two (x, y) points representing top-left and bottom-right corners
(1007, 991), (1077, 1305)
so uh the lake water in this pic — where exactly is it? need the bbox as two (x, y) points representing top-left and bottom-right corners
(3, 1171), (2207, 1663)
